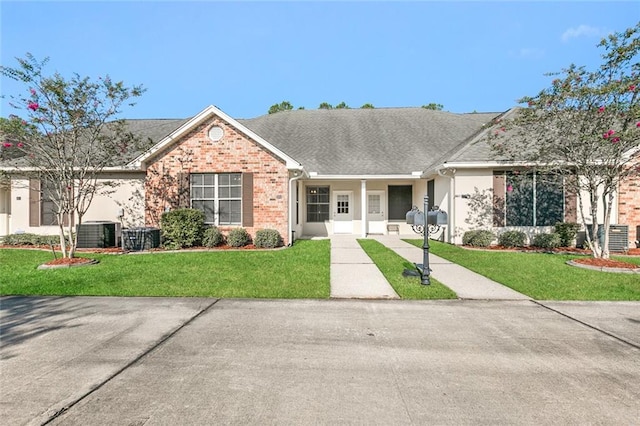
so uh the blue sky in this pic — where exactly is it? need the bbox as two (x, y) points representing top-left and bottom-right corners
(1, 1), (639, 119)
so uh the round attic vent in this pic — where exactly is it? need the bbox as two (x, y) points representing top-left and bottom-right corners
(208, 126), (224, 142)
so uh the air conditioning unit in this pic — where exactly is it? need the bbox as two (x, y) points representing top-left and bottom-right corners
(76, 221), (119, 248)
(578, 224), (629, 252)
(121, 227), (161, 251)
(608, 225), (629, 252)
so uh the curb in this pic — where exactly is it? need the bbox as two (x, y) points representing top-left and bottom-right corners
(38, 259), (100, 270)
(566, 260), (640, 274)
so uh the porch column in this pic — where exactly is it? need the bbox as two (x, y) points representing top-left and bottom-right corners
(361, 179), (367, 238)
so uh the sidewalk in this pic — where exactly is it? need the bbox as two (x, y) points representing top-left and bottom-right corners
(329, 235), (399, 299)
(371, 235), (530, 300)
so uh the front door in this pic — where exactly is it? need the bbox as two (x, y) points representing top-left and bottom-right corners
(333, 191), (353, 234)
(367, 191), (385, 234)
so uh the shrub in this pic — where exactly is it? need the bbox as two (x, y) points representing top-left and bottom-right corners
(531, 233), (561, 249)
(1, 233), (61, 246)
(254, 229), (283, 248)
(227, 228), (252, 247)
(462, 230), (494, 247)
(203, 226), (225, 247)
(160, 208), (205, 250)
(498, 230), (527, 248)
(554, 222), (581, 247)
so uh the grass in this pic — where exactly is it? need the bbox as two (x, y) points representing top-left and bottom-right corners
(0, 240), (330, 298)
(357, 239), (457, 300)
(405, 239), (640, 301)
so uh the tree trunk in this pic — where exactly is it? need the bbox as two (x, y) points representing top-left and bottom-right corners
(588, 189), (602, 258)
(58, 221), (68, 258)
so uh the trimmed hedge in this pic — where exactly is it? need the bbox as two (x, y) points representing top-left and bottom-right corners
(203, 226), (225, 247)
(160, 208), (205, 250)
(254, 229), (283, 248)
(227, 228), (252, 247)
(462, 230), (494, 247)
(498, 230), (527, 248)
(531, 233), (562, 249)
(0, 233), (62, 246)
(554, 222), (581, 247)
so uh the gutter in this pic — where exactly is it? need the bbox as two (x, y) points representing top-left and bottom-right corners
(306, 173), (422, 180)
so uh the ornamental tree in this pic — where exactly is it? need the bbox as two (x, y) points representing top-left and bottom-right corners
(489, 22), (640, 259)
(0, 54), (145, 258)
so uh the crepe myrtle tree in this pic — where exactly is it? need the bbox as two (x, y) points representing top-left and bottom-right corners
(0, 54), (145, 258)
(488, 22), (640, 259)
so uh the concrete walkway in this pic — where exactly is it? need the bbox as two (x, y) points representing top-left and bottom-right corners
(329, 235), (399, 299)
(329, 234), (530, 300)
(371, 235), (530, 300)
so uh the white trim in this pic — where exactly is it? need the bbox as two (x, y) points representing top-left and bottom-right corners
(0, 166), (144, 173)
(130, 105), (303, 170)
(307, 174), (422, 180)
(361, 180), (367, 238)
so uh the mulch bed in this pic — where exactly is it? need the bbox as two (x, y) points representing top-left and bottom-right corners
(465, 245), (640, 270)
(570, 257), (639, 270)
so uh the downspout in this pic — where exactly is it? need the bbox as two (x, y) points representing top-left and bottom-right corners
(288, 170), (304, 246)
(437, 167), (455, 243)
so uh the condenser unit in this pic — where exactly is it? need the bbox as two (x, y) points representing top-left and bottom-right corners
(76, 221), (119, 248)
(577, 224), (629, 252)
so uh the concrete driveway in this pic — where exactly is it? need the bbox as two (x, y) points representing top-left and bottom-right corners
(1, 297), (639, 425)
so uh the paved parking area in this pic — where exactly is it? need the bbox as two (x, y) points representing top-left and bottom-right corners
(1, 297), (639, 425)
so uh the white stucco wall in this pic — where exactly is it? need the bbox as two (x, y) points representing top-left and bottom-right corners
(575, 177), (618, 225)
(449, 169), (494, 244)
(4, 173), (145, 237)
(299, 178), (424, 238)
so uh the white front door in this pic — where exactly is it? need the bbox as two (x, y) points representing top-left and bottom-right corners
(367, 191), (386, 234)
(333, 191), (353, 234)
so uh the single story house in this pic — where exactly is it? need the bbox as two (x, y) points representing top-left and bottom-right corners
(1, 105), (638, 247)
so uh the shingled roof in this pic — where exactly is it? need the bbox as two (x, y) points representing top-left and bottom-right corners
(239, 108), (500, 175)
(0, 118), (190, 169)
(2, 108), (503, 173)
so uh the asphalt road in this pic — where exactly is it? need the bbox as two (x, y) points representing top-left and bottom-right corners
(1, 296), (639, 425)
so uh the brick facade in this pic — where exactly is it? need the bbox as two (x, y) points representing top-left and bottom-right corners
(145, 114), (290, 245)
(617, 153), (640, 247)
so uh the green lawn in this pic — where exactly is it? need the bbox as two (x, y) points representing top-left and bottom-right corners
(357, 239), (457, 300)
(0, 240), (330, 298)
(405, 239), (640, 301)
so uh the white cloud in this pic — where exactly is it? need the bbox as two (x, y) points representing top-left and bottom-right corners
(561, 25), (606, 43)
(518, 48), (545, 59)
(508, 48), (545, 59)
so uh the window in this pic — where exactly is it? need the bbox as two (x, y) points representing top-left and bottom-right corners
(495, 171), (564, 226)
(41, 180), (59, 226)
(388, 185), (412, 220)
(28, 178), (74, 227)
(336, 194), (349, 214)
(190, 173), (242, 225)
(306, 186), (329, 222)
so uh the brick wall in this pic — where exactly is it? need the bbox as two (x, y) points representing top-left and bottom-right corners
(617, 153), (640, 247)
(145, 114), (290, 245)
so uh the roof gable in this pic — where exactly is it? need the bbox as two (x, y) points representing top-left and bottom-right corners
(131, 105), (302, 169)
